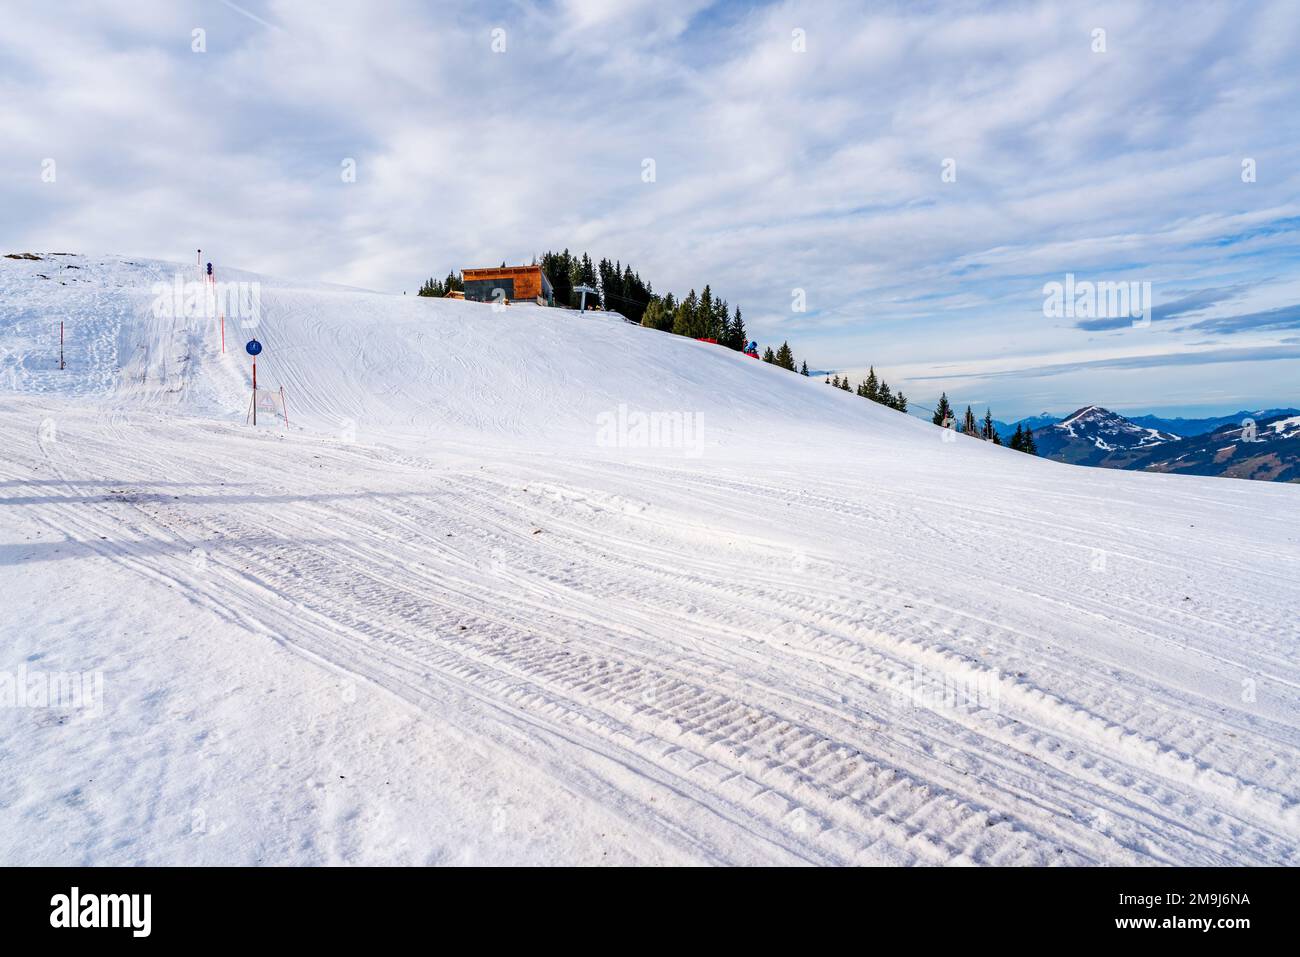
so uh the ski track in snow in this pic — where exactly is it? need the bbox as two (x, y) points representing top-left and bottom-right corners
(1, 255), (1298, 865)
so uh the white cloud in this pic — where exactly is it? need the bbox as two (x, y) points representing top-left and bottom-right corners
(2, 0), (1297, 417)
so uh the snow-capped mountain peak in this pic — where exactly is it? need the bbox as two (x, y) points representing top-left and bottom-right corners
(1037, 406), (1179, 462)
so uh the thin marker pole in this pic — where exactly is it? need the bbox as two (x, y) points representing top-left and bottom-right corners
(252, 359), (257, 426)
(280, 386), (288, 429)
(220, 313), (225, 353)
(59, 321), (64, 370)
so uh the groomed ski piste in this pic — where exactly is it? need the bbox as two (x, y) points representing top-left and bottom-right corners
(2, 254), (1297, 866)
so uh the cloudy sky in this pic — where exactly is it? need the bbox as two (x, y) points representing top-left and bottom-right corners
(3, 0), (1298, 419)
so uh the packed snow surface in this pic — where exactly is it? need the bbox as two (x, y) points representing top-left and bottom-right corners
(2, 255), (1298, 865)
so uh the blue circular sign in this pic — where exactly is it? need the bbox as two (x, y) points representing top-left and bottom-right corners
(245, 339), (262, 356)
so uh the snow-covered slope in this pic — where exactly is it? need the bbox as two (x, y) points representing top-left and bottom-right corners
(0, 254), (934, 455)
(3, 253), (1298, 866)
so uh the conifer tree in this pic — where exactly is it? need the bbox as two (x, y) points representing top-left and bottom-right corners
(698, 286), (715, 337)
(932, 392), (954, 427)
(672, 289), (699, 337)
(504, 249), (845, 387)
(865, 367), (879, 402)
(831, 373), (840, 387)
(540, 249), (575, 306)
(963, 405), (978, 435)
(712, 296), (729, 341)
(1010, 423), (1025, 452)
(982, 409), (997, 442)
(893, 391), (908, 413)
(641, 297), (673, 331)
(727, 306), (746, 351)
(721, 307), (735, 347)
(878, 381), (893, 407)
(1022, 426), (1039, 456)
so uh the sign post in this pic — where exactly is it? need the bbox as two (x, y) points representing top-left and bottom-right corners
(246, 338), (263, 425)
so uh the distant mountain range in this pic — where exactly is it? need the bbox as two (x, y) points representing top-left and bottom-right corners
(1126, 409), (1300, 437)
(992, 413), (1064, 441)
(993, 407), (1298, 443)
(1126, 413), (1300, 482)
(1022, 406), (1300, 482)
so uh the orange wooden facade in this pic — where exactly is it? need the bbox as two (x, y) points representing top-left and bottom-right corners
(461, 265), (552, 303)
